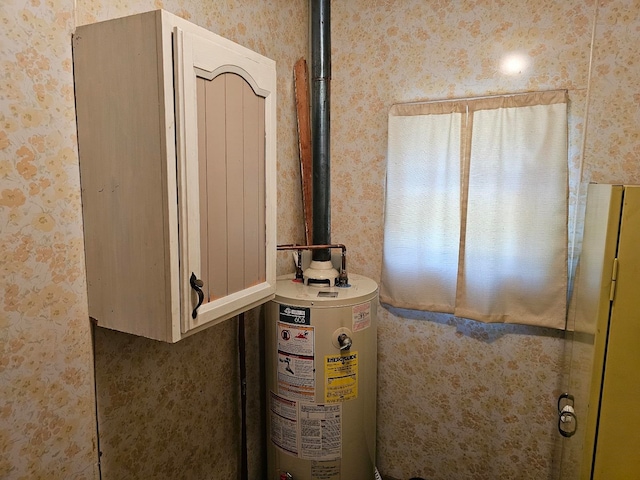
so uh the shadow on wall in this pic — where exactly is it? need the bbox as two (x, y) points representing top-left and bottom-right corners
(385, 306), (566, 343)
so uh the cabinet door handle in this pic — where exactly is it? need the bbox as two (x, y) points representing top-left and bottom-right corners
(190, 272), (204, 319)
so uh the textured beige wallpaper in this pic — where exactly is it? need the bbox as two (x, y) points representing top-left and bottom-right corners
(584, 0), (640, 184)
(2, 0), (639, 478)
(328, 1), (639, 479)
(0, 0), (99, 478)
(93, 322), (242, 478)
(1, 0), (306, 478)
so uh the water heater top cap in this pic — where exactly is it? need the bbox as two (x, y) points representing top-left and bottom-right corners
(303, 260), (339, 286)
(275, 272), (378, 307)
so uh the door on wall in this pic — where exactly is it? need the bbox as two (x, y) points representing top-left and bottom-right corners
(189, 72), (267, 329)
(173, 26), (276, 335)
(560, 184), (640, 479)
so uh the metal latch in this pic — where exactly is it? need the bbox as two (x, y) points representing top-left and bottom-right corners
(558, 393), (578, 437)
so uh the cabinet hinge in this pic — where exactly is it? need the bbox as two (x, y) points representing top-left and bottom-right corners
(609, 257), (619, 301)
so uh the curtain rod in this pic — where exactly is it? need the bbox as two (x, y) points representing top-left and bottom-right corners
(392, 88), (568, 108)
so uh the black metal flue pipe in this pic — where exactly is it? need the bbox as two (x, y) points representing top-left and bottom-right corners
(311, 0), (331, 262)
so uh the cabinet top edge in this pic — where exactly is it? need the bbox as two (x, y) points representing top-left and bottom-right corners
(74, 9), (276, 68)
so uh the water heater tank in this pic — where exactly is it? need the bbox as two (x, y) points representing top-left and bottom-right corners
(266, 273), (378, 480)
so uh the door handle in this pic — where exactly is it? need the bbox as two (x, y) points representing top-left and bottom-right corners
(190, 272), (204, 319)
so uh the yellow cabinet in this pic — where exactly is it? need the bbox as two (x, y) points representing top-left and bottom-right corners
(73, 10), (277, 342)
(563, 184), (640, 478)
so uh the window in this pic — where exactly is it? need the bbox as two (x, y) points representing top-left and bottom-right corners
(380, 91), (568, 329)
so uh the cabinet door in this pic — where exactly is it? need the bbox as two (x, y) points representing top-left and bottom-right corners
(173, 27), (276, 334)
(560, 184), (640, 479)
(559, 184), (622, 479)
(592, 186), (640, 478)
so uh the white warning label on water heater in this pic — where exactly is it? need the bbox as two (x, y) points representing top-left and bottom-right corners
(270, 392), (343, 462)
(277, 322), (315, 400)
(299, 403), (342, 461)
(270, 392), (298, 456)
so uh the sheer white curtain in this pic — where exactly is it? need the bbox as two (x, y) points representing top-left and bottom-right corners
(380, 91), (568, 329)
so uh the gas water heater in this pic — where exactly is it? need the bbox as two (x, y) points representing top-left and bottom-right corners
(265, 261), (378, 480)
(270, 2), (378, 477)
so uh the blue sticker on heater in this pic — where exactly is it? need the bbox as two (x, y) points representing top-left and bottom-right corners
(279, 305), (311, 325)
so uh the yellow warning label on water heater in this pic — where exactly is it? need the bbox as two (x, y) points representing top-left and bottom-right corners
(324, 352), (358, 403)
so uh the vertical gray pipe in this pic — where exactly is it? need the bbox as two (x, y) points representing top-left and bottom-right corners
(311, 0), (331, 262)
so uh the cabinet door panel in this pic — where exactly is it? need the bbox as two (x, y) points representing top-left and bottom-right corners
(196, 78), (212, 301)
(243, 82), (266, 288)
(201, 75), (228, 302)
(176, 28), (276, 334)
(197, 74), (267, 301)
(225, 73), (247, 295)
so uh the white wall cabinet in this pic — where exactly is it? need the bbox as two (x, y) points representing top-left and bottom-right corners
(73, 10), (277, 342)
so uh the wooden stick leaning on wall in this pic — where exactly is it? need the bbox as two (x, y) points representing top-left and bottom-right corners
(294, 57), (313, 245)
